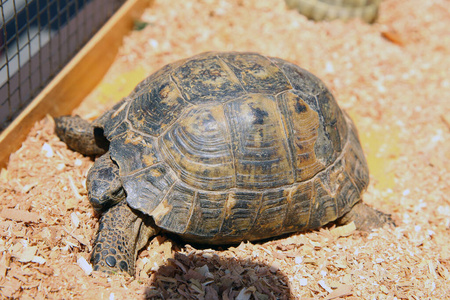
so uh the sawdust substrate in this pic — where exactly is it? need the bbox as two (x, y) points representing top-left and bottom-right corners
(1, 0), (449, 299)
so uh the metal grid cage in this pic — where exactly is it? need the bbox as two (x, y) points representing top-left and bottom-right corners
(0, 0), (125, 131)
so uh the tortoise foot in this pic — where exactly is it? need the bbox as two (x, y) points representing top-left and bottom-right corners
(337, 201), (395, 231)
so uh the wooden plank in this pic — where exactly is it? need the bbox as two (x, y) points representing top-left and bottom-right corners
(0, 0), (152, 169)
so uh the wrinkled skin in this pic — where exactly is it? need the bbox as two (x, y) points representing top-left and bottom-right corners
(54, 115), (108, 156)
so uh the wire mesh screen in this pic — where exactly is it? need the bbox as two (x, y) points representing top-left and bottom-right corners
(0, 0), (126, 131)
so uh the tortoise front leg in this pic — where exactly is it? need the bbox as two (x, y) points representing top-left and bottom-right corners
(91, 201), (159, 275)
(87, 152), (159, 275)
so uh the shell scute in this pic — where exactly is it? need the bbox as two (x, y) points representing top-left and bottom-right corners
(283, 181), (314, 231)
(154, 182), (195, 234)
(247, 188), (289, 240)
(109, 130), (161, 175)
(122, 163), (177, 216)
(219, 52), (292, 94)
(160, 104), (235, 190)
(219, 191), (262, 239)
(270, 57), (325, 95)
(183, 191), (228, 239)
(224, 93), (294, 189)
(171, 53), (245, 104)
(276, 91), (325, 181)
(94, 99), (129, 139)
(128, 76), (188, 136)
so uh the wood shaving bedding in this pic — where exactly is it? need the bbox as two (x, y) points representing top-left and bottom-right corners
(1, 0), (449, 298)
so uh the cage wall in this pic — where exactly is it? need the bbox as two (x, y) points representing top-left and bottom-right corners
(0, 0), (126, 131)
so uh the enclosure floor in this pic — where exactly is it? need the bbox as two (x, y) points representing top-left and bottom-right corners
(1, 0), (449, 299)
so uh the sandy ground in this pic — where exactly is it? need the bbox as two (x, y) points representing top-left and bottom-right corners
(1, 0), (449, 299)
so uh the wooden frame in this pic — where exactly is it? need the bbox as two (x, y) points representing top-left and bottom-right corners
(0, 0), (152, 168)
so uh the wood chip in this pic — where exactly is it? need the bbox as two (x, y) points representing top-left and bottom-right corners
(330, 222), (357, 237)
(158, 275), (177, 284)
(77, 256), (93, 275)
(325, 284), (353, 300)
(0, 253), (9, 279)
(440, 115), (450, 131)
(32, 256), (47, 264)
(63, 226), (90, 247)
(17, 246), (37, 263)
(0, 209), (40, 223)
(71, 212), (80, 228)
(381, 29), (405, 46)
(42, 143), (54, 158)
(236, 286), (256, 300)
(36, 266), (54, 275)
(269, 262), (280, 273)
(318, 280), (333, 293)
(1, 277), (22, 298)
(68, 174), (83, 200)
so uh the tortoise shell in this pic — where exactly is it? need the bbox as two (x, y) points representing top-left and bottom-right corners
(94, 52), (369, 244)
(285, 0), (380, 23)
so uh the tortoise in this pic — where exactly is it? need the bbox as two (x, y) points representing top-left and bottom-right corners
(55, 51), (393, 275)
(285, 0), (381, 23)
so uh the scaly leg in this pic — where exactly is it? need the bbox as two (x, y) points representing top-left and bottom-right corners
(90, 201), (159, 275)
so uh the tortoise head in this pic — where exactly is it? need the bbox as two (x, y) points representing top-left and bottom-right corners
(54, 115), (109, 156)
(87, 153), (125, 212)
